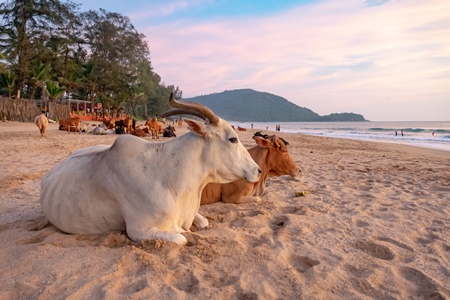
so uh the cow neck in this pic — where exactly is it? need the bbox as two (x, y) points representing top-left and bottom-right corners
(247, 146), (270, 196)
(154, 132), (207, 179)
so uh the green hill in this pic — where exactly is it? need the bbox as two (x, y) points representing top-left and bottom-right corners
(185, 89), (367, 122)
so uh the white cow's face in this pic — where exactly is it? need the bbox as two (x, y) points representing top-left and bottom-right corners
(184, 118), (261, 184)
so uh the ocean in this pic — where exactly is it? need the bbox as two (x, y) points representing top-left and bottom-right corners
(231, 121), (450, 152)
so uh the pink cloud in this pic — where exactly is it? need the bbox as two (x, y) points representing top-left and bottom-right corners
(141, 0), (450, 120)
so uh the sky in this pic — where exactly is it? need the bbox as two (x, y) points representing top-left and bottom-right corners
(76, 0), (450, 121)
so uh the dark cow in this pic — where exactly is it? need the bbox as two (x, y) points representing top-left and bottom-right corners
(115, 120), (126, 134)
(163, 125), (176, 138)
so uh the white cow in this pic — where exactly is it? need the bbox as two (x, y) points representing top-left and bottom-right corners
(40, 93), (261, 245)
(92, 123), (107, 135)
(34, 113), (48, 138)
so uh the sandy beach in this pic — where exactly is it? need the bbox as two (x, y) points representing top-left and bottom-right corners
(0, 120), (449, 299)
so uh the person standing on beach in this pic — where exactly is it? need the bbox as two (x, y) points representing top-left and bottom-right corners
(401, 129), (404, 136)
(395, 130), (398, 136)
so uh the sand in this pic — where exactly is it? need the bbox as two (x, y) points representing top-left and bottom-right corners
(0, 120), (449, 299)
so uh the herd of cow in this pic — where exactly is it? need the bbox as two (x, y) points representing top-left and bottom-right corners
(37, 93), (301, 245)
(45, 114), (177, 139)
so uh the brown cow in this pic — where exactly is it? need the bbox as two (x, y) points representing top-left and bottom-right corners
(59, 117), (81, 134)
(123, 117), (134, 134)
(103, 118), (116, 130)
(34, 113), (48, 138)
(132, 129), (146, 137)
(201, 134), (301, 204)
(145, 117), (162, 139)
(237, 126), (246, 131)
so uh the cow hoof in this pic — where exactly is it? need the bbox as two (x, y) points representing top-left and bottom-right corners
(172, 233), (188, 245)
(193, 213), (209, 229)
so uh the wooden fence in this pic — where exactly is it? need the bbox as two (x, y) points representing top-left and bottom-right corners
(0, 98), (70, 122)
(48, 102), (70, 121)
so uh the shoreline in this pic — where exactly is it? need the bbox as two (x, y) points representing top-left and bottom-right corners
(238, 120), (450, 153)
(299, 132), (450, 155)
(3, 119), (449, 155)
(1, 120), (450, 299)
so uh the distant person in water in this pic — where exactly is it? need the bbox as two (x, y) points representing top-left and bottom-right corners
(401, 129), (404, 136)
(432, 131), (435, 136)
(395, 130), (398, 136)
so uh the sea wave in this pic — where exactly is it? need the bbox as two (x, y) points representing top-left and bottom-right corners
(236, 121), (450, 152)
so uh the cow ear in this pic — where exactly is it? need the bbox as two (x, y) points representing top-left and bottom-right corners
(183, 118), (207, 136)
(253, 136), (273, 148)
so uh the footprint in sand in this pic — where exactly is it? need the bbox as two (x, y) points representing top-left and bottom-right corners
(395, 266), (448, 299)
(290, 255), (320, 273)
(416, 233), (440, 245)
(353, 239), (395, 260)
(270, 215), (289, 231)
(375, 236), (416, 262)
(354, 220), (370, 227)
(280, 205), (313, 216)
(166, 268), (200, 294)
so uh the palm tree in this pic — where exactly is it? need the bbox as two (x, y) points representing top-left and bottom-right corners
(0, 51), (8, 74)
(59, 72), (81, 100)
(46, 81), (66, 102)
(28, 61), (51, 100)
(81, 62), (98, 104)
(0, 0), (79, 93)
(1, 71), (16, 97)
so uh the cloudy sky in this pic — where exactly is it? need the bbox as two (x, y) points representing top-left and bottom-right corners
(77, 0), (450, 121)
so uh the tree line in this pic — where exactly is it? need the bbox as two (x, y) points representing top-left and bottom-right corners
(0, 0), (182, 120)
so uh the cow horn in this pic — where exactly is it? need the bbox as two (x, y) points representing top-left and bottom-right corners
(160, 108), (208, 121)
(161, 92), (219, 125)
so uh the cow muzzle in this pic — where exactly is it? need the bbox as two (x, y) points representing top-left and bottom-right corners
(290, 167), (301, 178)
(245, 166), (261, 183)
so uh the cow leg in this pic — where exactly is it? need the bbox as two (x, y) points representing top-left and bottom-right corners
(127, 226), (187, 245)
(193, 212), (209, 229)
(234, 196), (262, 204)
(221, 181), (256, 204)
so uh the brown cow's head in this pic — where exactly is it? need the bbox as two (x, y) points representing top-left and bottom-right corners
(252, 135), (301, 178)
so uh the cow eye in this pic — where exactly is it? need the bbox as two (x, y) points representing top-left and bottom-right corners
(229, 137), (238, 143)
